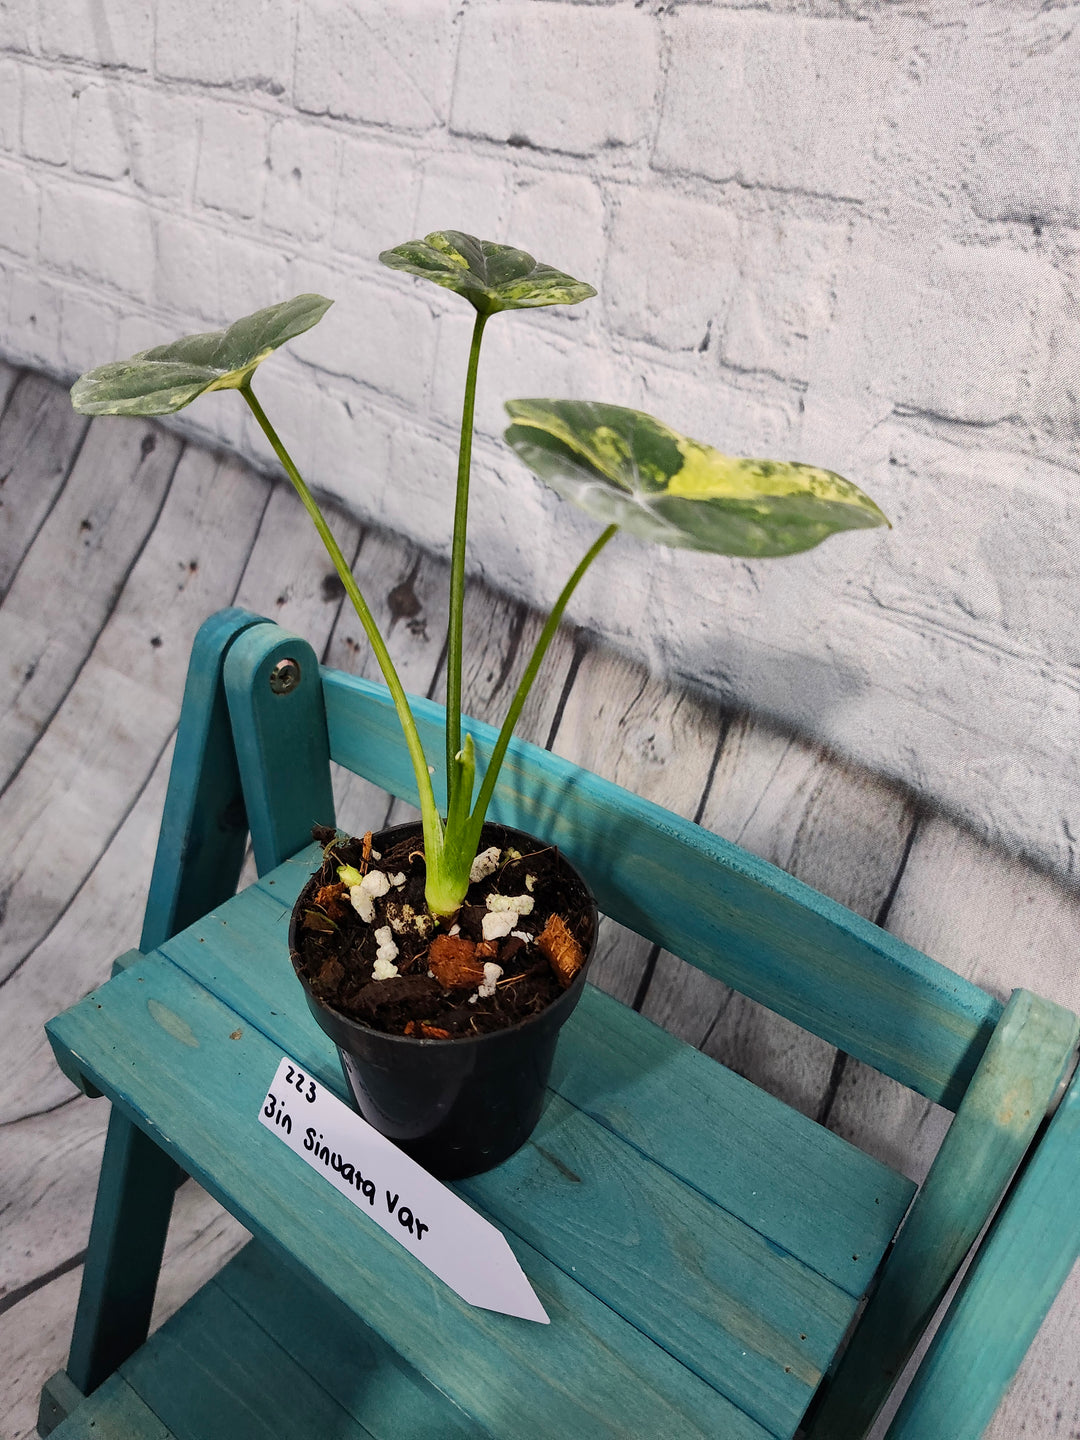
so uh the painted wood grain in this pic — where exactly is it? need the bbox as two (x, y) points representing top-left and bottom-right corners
(153, 868), (910, 1434)
(214, 1241), (485, 1438)
(0, 358), (22, 418)
(321, 670), (1001, 1106)
(0, 421), (180, 791)
(0, 372), (88, 598)
(51, 1374), (178, 1439)
(229, 478), (359, 889)
(120, 1284), (378, 1440)
(0, 740), (173, 1125)
(887, 1064), (1080, 1439)
(324, 529), (449, 835)
(49, 956), (770, 1440)
(0, 448), (266, 986)
(828, 816), (1080, 1180)
(807, 989), (1080, 1440)
(870, 815), (1080, 1427)
(548, 643), (722, 1006)
(156, 874), (906, 1429)
(643, 717), (918, 1123)
(0, 1098), (103, 1300)
(0, 1180), (248, 1440)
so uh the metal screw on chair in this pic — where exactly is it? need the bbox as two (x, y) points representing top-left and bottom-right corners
(269, 657), (301, 695)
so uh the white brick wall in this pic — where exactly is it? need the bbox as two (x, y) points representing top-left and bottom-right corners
(3, 1), (1080, 882)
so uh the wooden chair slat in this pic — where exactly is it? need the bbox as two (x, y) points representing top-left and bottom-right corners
(121, 1269), (380, 1440)
(805, 988), (1080, 1439)
(46, 956), (774, 1440)
(213, 1241), (485, 1439)
(141, 607), (264, 953)
(177, 864), (913, 1283)
(155, 874), (881, 1435)
(552, 983), (914, 1295)
(223, 621), (336, 876)
(322, 667), (1001, 1109)
(884, 1059), (1080, 1439)
(50, 1373), (177, 1440)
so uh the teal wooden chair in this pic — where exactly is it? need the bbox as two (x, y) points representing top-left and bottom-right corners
(40, 609), (1080, 1439)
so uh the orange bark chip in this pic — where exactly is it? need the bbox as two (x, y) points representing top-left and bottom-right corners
(428, 933), (486, 989)
(419, 1023), (451, 1040)
(537, 914), (584, 989)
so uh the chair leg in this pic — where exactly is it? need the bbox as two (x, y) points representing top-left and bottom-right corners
(66, 1108), (183, 1395)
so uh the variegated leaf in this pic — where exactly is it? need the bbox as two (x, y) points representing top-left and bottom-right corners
(503, 400), (889, 557)
(70, 295), (333, 417)
(379, 230), (596, 316)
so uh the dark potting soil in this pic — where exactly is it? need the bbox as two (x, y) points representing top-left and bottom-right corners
(291, 824), (595, 1039)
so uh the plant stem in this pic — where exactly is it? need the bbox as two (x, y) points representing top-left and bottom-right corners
(240, 382), (443, 864)
(460, 524), (618, 861)
(445, 309), (488, 806)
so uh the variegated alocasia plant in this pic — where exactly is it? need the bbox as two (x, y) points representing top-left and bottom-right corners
(71, 228), (888, 918)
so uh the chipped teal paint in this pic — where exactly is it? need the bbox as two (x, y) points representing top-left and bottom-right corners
(146, 999), (199, 1048)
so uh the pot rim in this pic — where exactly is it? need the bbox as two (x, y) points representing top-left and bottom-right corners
(289, 820), (597, 1051)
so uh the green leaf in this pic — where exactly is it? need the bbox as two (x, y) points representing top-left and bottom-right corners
(379, 230), (596, 316)
(503, 400), (890, 558)
(70, 295), (334, 417)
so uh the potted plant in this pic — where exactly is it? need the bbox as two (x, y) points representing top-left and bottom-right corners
(70, 230), (888, 1178)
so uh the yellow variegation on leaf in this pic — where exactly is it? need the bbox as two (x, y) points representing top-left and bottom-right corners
(504, 400), (889, 557)
(379, 230), (596, 316)
(70, 295), (333, 417)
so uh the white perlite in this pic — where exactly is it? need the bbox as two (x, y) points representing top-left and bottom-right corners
(487, 893), (534, 915)
(372, 925), (399, 979)
(482, 910), (518, 942)
(374, 925), (397, 957)
(481, 896), (533, 941)
(469, 847), (501, 884)
(477, 962), (503, 998)
(349, 869), (390, 924)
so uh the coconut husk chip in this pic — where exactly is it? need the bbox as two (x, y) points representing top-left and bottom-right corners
(537, 913), (584, 989)
(428, 933), (487, 989)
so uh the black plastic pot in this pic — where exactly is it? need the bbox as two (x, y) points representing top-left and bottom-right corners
(289, 824), (597, 1180)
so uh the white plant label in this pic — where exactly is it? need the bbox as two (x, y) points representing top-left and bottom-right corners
(259, 1055), (548, 1323)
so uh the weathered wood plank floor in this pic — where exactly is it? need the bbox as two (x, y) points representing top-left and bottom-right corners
(1, 358), (1078, 1439)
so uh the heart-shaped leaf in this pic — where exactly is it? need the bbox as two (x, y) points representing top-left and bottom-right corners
(70, 294), (333, 417)
(379, 230), (596, 316)
(504, 400), (889, 557)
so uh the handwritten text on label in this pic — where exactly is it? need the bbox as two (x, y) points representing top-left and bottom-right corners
(258, 1055), (548, 1322)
